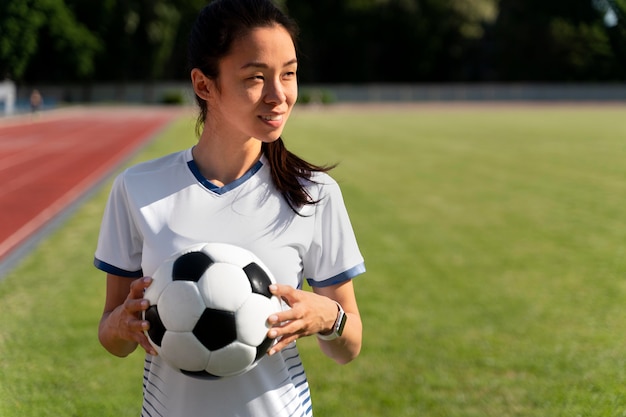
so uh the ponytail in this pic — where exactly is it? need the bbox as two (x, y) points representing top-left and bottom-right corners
(262, 139), (335, 214)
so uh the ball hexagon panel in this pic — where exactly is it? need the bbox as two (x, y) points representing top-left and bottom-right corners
(236, 294), (277, 346)
(143, 258), (176, 304)
(197, 263), (251, 311)
(158, 281), (206, 331)
(161, 331), (211, 372)
(207, 341), (257, 377)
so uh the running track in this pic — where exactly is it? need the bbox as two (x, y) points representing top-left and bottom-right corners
(0, 107), (182, 264)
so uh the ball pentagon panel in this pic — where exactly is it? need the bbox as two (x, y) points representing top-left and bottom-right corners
(193, 308), (237, 351)
(243, 262), (274, 298)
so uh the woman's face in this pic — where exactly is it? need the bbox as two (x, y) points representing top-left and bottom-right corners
(206, 24), (298, 144)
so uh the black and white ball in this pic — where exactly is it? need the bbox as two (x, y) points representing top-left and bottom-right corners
(142, 242), (282, 379)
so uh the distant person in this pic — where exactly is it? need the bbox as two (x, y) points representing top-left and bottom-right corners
(93, 0), (365, 416)
(30, 89), (42, 113)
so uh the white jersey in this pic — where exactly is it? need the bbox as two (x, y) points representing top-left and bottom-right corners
(94, 148), (365, 417)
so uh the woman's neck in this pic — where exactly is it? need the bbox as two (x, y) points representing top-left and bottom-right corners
(191, 132), (262, 187)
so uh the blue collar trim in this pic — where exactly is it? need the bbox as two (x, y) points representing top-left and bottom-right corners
(187, 158), (263, 195)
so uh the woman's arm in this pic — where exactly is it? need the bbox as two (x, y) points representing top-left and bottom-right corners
(98, 274), (156, 357)
(312, 281), (362, 364)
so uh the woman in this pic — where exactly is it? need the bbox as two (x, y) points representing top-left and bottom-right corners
(94, 0), (365, 415)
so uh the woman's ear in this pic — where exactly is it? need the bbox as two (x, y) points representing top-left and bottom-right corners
(191, 68), (211, 101)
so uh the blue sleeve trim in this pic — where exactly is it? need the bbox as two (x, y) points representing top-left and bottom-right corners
(93, 258), (143, 278)
(306, 262), (366, 288)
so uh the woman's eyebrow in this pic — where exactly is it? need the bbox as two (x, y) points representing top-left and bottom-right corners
(240, 58), (298, 70)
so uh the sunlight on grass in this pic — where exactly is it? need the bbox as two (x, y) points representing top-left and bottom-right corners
(2, 105), (626, 416)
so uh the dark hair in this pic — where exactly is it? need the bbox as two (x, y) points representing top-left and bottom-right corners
(188, 0), (334, 212)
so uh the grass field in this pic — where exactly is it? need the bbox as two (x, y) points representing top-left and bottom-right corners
(2, 103), (626, 416)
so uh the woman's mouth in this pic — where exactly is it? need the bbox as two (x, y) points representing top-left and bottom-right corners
(261, 114), (283, 122)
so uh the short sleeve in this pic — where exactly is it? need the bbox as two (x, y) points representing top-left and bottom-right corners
(93, 173), (144, 277)
(303, 178), (365, 288)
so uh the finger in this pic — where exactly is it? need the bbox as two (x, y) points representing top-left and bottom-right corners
(267, 302), (306, 331)
(267, 308), (294, 327)
(129, 277), (153, 299)
(267, 314), (310, 342)
(136, 332), (157, 356)
(269, 284), (297, 305)
(124, 298), (150, 316)
(125, 314), (150, 333)
(271, 320), (312, 341)
(268, 334), (299, 356)
(124, 315), (157, 356)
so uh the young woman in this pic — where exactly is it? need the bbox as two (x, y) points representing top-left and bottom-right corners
(94, 0), (365, 415)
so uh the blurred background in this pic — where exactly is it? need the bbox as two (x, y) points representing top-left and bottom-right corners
(1, 0), (625, 112)
(2, 2), (626, 416)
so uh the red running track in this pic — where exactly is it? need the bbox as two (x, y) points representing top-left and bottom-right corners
(0, 107), (182, 262)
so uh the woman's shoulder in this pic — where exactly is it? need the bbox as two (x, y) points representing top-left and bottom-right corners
(126, 149), (191, 175)
(302, 170), (345, 203)
(307, 170), (338, 187)
(123, 149), (190, 177)
(112, 148), (191, 193)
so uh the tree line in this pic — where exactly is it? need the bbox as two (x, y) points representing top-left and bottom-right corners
(1, 0), (624, 85)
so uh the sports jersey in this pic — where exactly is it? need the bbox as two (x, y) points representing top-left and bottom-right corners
(94, 148), (365, 417)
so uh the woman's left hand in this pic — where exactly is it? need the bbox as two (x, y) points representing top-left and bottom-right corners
(266, 284), (338, 355)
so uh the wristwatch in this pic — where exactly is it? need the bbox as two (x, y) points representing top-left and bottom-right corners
(317, 301), (347, 341)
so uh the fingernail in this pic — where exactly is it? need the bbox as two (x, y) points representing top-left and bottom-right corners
(268, 314), (278, 323)
(269, 284), (277, 292)
(268, 329), (277, 338)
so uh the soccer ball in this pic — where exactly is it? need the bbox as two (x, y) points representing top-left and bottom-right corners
(142, 242), (282, 379)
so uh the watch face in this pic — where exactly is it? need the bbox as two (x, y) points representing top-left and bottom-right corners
(336, 310), (347, 336)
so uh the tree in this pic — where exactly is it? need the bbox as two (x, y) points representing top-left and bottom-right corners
(64, 0), (184, 82)
(0, 0), (100, 82)
(492, 0), (622, 81)
(593, 0), (626, 74)
(5, 0), (625, 84)
(285, 0), (498, 83)
(450, 0), (498, 39)
(160, 0), (212, 80)
(0, 1), (46, 80)
(73, 0), (211, 82)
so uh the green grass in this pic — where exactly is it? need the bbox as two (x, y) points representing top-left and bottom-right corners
(2, 104), (626, 416)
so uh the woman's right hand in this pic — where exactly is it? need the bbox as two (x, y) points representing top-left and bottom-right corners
(99, 275), (157, 357)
